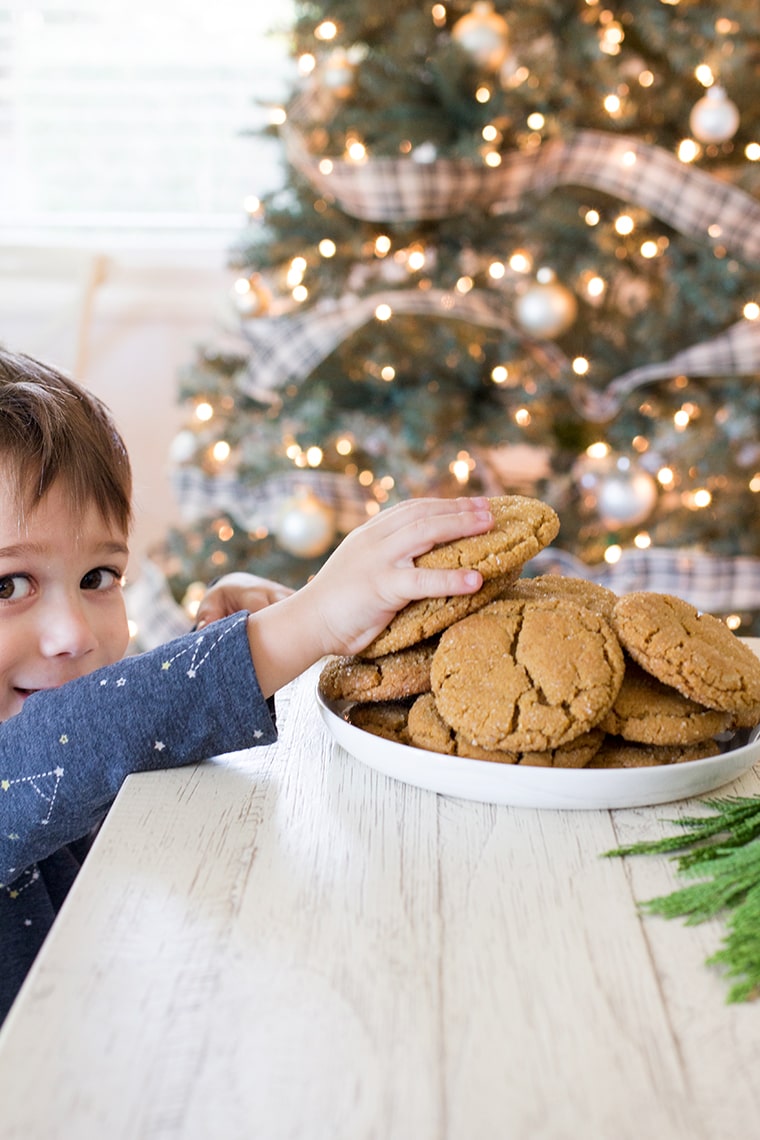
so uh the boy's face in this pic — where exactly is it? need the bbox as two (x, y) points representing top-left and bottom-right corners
(0, 476), (130, 721)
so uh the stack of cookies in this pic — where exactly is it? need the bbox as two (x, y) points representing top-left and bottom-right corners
(318, 495), (760, 768)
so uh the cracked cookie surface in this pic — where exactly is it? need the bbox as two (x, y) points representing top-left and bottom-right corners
(414, 494), (559, 577)
(600, 658), (732, 744)
(360, 571), (517, 658)
(430, 597), (624, 752)
(319, 640), (436, 703)
(611, 592), (760, 717)
(504, 574), (617, 621)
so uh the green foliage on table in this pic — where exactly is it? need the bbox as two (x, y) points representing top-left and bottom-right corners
(606, 796), (760, 1003)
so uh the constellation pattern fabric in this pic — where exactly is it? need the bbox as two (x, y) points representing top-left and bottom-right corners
(0, 611), (275, 1024)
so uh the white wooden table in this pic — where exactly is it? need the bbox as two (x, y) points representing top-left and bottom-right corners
(1, 664), (759, 1140)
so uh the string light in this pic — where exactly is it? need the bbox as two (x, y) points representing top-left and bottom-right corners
(314, 20), (337, 40)
(678, 139), (701, 162)
(431, 4), (446, 28)
(195, 402), (213, 422)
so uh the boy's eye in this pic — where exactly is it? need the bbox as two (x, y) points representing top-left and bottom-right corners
(0, 575), (33, 601)
(80, 567), (123, 591)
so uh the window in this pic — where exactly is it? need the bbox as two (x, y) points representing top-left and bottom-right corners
(0, 1), (295, 248)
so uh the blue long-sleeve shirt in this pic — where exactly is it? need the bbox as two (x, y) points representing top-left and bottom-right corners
(0, 611), (277, 1024)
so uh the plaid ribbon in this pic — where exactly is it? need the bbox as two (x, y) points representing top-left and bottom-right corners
(238, 283), (759, 418)
(583, 316), (760, 420)
(282, 97), (760, 266)
(531, 546), (760, 613)
(171, 466), (373, 534)
(239, 287), (565, 397)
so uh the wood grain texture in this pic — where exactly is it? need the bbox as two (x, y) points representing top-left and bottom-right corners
(0, 665), (758, 1139)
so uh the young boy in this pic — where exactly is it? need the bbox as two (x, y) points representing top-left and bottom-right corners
(0, 347), (493, 1024)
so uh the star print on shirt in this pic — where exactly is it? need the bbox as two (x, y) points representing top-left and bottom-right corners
(154, 741), (166, 751)
(157, 613), (248, 680)
(0, 767), (65, 826)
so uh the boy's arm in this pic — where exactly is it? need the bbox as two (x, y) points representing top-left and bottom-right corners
(0, 613), (271, 884)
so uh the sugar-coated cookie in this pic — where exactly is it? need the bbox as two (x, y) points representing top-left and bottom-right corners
(504, 574), (617, 621)
(360, 572), (517, 659)
(319, 639), (436, 703)
(347, 699), (413, 745)
(587, 736), (722, 768)
(414, 494), (559, 578)
(431, 597), (625, 752)
(612, 591), (760, 718)
(600, 659), (733, 745)
(407, 693), (520, 763)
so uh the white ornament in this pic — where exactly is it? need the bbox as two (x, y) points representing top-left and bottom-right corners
(689, 86), (740, 145)
(169, 430), (198, 464)
(321, 49), (355, 98)
(515, 278), (578, 338)
(276, 492), (337, 558)
(452, 2), (510, 72)
(575, 453), (658, 528)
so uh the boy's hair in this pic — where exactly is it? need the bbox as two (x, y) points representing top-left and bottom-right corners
(0, 347), (133, 534)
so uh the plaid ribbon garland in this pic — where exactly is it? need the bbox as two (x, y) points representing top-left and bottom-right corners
(239, 287), (565, 397)
(531, 546), (760, 613)
(238, 283), (759, 418)
(171, 466), (373, 534)
(282, 98), (760, 266)
(583, 317), (760, 420)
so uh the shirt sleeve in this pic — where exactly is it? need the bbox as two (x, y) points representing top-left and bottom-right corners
(0, 611), (276, 885)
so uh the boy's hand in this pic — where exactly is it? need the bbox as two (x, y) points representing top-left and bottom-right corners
(246, 496), (494, 697)
(196, 572), (294, 629)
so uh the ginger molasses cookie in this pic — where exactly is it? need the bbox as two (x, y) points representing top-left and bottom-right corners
(360, 494), (559, 658)
(407, 693), (520, 763)
(318, 639), (436, 703)
(504, 574), (617, 622)
(611, 592), (760, 718)
(587, 736), (721, 769)
(600, 659), (733, 745)
(519, 727), (606, 769)
(360, 572), (516, 659)
(414, 494), (559, 578)
(431, 597), (625, 752)
(347, 699), (413, 745)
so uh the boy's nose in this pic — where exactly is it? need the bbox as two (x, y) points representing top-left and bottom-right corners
(38, 597), (99, 658)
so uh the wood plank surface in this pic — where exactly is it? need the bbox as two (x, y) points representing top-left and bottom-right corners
(0, 666), (758, 1139)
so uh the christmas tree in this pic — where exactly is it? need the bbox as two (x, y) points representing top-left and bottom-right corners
(139, 0), (760, 645)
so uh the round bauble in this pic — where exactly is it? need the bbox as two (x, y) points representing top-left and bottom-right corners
(320, 48), (356, 99)
(575, 453), (658, 529)
(689, 86), (740, 145)
(169, 429), (199, 465)
(276, 492), (337, 559)
(515, 279), (578, 338)
(451, 2), (510, 72)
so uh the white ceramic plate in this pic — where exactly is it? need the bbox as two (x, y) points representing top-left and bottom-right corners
(316, 638), (760, 810)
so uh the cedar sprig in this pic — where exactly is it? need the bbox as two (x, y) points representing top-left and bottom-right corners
(604, 796), (760, 1003)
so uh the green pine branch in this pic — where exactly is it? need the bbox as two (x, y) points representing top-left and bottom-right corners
(604, 796), (760, 1003)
